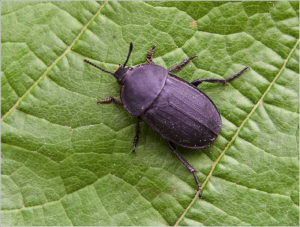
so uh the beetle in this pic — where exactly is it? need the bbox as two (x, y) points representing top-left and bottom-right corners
(84, 43), (248, 197)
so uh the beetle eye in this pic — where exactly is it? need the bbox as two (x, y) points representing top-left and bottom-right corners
(114, 66), (119, 72)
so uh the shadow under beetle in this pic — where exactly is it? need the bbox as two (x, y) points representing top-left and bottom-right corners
(84, 43), (248, 197)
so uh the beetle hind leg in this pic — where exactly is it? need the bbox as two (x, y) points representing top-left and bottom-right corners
(191, 66), (249, 87)
(132, 119), (141, 153)
(168, 55), (198, 72)
(146, 44), (157, 64)
(168, 141), (202, 198)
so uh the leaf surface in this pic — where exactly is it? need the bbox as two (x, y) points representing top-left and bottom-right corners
(2, 1), (299, 225)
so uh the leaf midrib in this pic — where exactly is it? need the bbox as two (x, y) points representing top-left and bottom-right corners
(174, 38), (300, 226)
(1, 1), (107, 122)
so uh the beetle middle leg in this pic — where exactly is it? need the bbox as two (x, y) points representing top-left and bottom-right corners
(191, 66), (249, 86)
(132, 118), (140, 153)
(97, 96), (122, 105)
(168, 55), (198, 72)
(168, 141), (202, 197)
(146, 44), (157, 64)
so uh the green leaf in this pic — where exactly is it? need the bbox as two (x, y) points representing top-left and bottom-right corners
(2, 1), (298, 226)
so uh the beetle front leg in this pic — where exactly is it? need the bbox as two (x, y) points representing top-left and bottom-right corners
(191, 66), (249, 86)
(132, 118), (140, 153)
(97, 96), (122, 105)
(146, 44), (157, 64)
(168, 55), (198, 72)
(168, 141), (202, 198)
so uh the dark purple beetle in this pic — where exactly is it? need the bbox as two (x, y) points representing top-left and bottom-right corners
(84, 43), (248, 197)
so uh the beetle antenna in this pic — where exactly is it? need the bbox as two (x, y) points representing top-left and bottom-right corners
(83, 59), (116, 77)
(123, 42), (133, 67)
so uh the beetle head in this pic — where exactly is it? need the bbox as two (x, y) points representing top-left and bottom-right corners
(84, 43), (133, 85)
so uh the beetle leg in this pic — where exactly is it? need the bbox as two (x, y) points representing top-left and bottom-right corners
(168, 141), (202, 198)
(146, 44), (157, 64)
(191, 66), (249, 87)
(132, 119), (140, 153)
(168, 55), (198, 72)
(97, 96), (122, 105)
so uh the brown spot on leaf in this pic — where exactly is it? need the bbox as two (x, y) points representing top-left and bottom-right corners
(191, 21), (197, 28)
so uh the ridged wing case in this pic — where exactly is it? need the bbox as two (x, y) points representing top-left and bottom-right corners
(141, 75), (222, 148)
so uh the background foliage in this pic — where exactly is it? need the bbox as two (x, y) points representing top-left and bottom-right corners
(2, 1), (299, 225)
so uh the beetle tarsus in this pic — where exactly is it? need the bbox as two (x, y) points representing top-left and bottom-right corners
(97, 97), (122, 105)
(146, 44), (157, 64)
(168, 141), (202, 197)
(198, 188), (203, 198)
(224, 65), (249, 83)
(191, 66), (249, 87)
(169, 55), (198, 72)
(192, 171), (202, 198)
(132, 119), (140, 153)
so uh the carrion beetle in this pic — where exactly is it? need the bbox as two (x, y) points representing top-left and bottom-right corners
(84, 43), (248, 197)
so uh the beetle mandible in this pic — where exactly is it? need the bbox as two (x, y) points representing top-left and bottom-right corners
(84, 43), (248, 197)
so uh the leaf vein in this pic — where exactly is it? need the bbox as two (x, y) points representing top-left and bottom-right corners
(202, 199), (251, 225)
(213, 175), (292, 199)
(1, 1), (108, 122)
(174, 38), (299, 226)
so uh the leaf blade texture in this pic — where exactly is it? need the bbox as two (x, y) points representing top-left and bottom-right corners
(2, 1), (299, 225)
